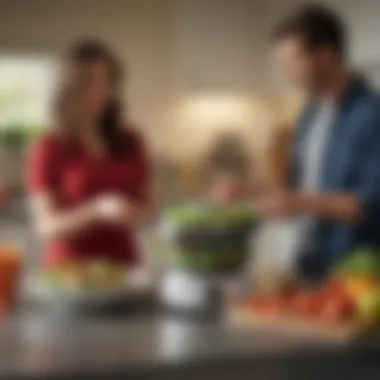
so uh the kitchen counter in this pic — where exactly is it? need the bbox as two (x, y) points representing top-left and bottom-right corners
(1, 309), (380, 380)
(1, 200), (380, 379)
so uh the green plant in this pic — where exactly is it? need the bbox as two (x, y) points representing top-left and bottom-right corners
(0, 124), (42, 149)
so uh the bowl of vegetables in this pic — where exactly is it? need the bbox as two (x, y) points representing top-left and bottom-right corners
(160, 202), (257, 274)
(28, 258), (152, 312)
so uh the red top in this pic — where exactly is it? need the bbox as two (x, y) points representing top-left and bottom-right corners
(27, 129), (150, 268)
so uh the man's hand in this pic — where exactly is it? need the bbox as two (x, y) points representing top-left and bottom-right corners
(254, 190), (361, 223)
(210, 174), (362, 223)
(254, 188), (301, 218)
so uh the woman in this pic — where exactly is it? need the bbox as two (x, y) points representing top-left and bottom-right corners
(27, 40), (153, 268)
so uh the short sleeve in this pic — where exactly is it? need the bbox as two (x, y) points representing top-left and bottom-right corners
(27, 135), (61, 194)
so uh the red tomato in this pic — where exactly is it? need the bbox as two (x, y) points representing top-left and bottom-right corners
(323, 279), (346, 298)
(264, 299), (285, 317)
(292, 291), (311, 315)
(247, 297), (267, 311)
(248, 297), (282, 317)
(319, 295), (355, 325)
(279, 283), (299, 299)
(275, 283), (300, 314)
(319, 299), (343, 324)
(277, 295), (292, 313)
(292, 291), (324, 318)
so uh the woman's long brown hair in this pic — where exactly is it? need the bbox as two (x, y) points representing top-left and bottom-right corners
(54, 39), (133, 156)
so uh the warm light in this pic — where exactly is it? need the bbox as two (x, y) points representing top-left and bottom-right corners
(180, 94), (252, 128)
(0, 56), (56, 128)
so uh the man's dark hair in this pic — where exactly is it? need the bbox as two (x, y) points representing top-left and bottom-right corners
(272, 4), (346, 58)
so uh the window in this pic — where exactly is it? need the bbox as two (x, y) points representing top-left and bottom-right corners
(0, 56), (55, 135)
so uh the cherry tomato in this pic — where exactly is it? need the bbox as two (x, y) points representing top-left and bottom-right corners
(323, 279), (347, 298)
(277, 295), (292, 313)
(292, 291), (310, 314)
(248, 297), (282, 317)
(262, 299), (283, 317)
(319, 298), (343, 324)
(319, 295), (355, 325)
(247, 297), (267, 311)
(292, 291), (324, 318)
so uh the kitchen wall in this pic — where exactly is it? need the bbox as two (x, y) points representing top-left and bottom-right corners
(0, 0), (175, 151)
(3, 0), (377, 189)
(324, 0), (380, 67)
(168, 0), (282, 183)
(1, 0), (274, 157)
(0, 0), (282, 189)
(2, 0), (379, 273)
(261, 0), (380, 92)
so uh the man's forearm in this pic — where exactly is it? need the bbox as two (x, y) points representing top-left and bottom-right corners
(295, 191), (361, 223)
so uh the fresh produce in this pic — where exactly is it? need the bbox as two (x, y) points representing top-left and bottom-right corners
(332, 247), (380, 279)
(245, 246), (380, 330)
(319, 296), (354, 325)
(246, 279), (356, 326)
(42, 258), (126, 292)
(329, 247), (380, 307)
(356, 290), (380, 324)
(292, 290), (325, 318)
(248, 296), (283, 317)
(165, 203), (256, 229)
(86, 260), (125, 289)
(162, 202), (257, 273)
(344, 277), (378, 302)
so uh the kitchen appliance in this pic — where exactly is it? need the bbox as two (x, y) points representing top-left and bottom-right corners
(159, 269), (250, 320)
(160, 270), (223, 319)
(160, 202), (257, 273)
(158, 202), (257, 317)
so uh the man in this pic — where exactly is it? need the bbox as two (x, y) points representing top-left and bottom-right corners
(217, 5), (380, 280)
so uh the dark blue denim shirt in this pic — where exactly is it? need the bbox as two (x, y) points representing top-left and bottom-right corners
(290, 79), (380, 279)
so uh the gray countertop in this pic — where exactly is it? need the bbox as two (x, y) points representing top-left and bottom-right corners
(1, 200), (380, 379)
(1, 308), (380, 380)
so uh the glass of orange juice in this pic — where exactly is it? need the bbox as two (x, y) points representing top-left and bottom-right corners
(0, 244), (21, 312)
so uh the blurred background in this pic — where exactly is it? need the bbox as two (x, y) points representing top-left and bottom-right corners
(1, 0), (380, 273)
(1, 2), (380, 379)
